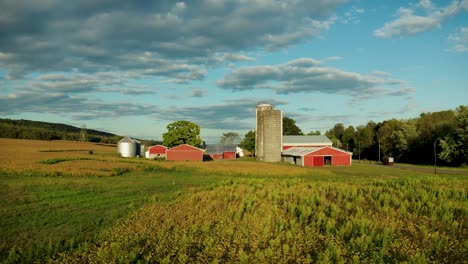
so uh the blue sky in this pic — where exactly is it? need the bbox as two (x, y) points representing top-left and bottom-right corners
(1, 0), (467, 143)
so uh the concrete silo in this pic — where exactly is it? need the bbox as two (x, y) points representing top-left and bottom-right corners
(256, 102), (283, 162)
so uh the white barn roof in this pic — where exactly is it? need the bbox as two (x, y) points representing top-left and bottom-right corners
(283, 135), (332, 144)
(282, 147), (322, 156)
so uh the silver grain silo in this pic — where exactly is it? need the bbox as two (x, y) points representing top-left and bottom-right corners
(256, 102), (282, 162)
(118, 136), (137, 158)
(139, 144), (146, 157)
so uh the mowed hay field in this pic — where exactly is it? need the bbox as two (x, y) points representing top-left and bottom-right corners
(0, 139), (467, 263)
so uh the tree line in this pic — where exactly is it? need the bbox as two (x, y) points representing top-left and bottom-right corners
(324, 106), (467, 166)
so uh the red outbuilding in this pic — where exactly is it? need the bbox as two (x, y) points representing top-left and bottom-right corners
(206, 145), (237, 160)
(146, 145), (167, 159)
(282, 146), (352, 167)
(166, 144), (203, 161)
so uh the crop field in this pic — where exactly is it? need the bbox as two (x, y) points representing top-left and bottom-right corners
(0, 139), (467, 263)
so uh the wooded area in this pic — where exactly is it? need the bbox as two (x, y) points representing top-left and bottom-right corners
(0, 119), (120, 143)
(325, 106), (467, 166)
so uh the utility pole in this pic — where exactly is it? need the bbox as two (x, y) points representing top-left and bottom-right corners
(79, 124), (88, 142)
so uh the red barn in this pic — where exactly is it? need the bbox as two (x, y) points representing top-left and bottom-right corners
(282, 146), (352, 167)
(146, 145), (167, 159)
(206, 145), (237, 160)
(166, 144), (203, 161)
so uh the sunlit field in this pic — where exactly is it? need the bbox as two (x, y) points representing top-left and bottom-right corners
(0, 139), (466, 263)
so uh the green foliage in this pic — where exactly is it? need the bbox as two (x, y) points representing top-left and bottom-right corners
(326, 123), (347, 148)
(220, 132), (240, 144)
(240, 130), (256, 155)
(330, 105), (467, 166)
(162, 120), (202, 148)
(0, 165), (229, 263)
(307, 130), (321, 135)
(53, 172), (467, 263)
(283, 117), (303, 135)
(439, 106), (468, 165)
(2, 155), (467, 263)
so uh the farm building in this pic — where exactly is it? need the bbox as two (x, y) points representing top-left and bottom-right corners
(118, 136), (141, 158)
(206, 144), (237, 160)
(282, 135), (332, 150)
(236, 146), (244, 157)
(282, 146), (352, 167)
(166, 144), (203, 161)
(145, 145), (167, 159)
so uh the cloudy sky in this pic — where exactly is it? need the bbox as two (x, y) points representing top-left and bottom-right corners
(1, 0), (467, 143)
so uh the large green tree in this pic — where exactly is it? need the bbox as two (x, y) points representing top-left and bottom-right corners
(162, 120), (202, 148)
(353, 122), (377, 160)
(240, 130), (255, 156)
(325, 123), (346, 148)
(341, 125), (356, 152)
(390, 119), (418, 162)
(283, 117), (303, 135)
(220, 132), (240, 144)
(377, 119), (403, 158)
(439, 106), (468, 165)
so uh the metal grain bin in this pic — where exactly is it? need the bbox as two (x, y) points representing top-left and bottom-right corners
(118, 137), (137, 158)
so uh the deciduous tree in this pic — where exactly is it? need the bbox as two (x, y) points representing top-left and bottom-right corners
(240, 130), (255, 156)
(439, 106), (468, 165)
(283, 117), (303, 135)
(162, 120), (202, 148)
(220, 132), (240, 144)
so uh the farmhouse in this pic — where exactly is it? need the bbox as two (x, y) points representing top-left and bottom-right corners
(236, 146), (244, 157)
(145, 145), (167, 159)
(166, 144), (203, 161)
(206, 144), (237, 160)
(282, 146), (352, 167)
(282, 135), (332, 150)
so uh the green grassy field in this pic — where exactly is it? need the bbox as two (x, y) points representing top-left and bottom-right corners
(1, 143), (467, 263)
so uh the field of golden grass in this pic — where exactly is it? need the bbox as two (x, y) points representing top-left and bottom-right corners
(0, 138), (335, 178)
(0, 138), (139, 176)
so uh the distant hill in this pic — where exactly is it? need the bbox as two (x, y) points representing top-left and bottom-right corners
(0, 118), (162, 146)
(0, 118), (121, 143)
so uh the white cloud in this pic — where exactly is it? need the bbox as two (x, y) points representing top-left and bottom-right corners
(191, 89), (206, 98)
(340, 7), (365, 24)
(374, 0), (466, 38)
(156, 98), (288, 130)
(0, 0), (346, 80)
(449, 27), (468, 52)
(420, 0), (434, 10)
(371, 70), (392, 77)
(218, 57), (414, 100)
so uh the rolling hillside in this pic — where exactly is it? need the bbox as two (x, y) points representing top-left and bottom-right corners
(0, 118), (120, 143)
